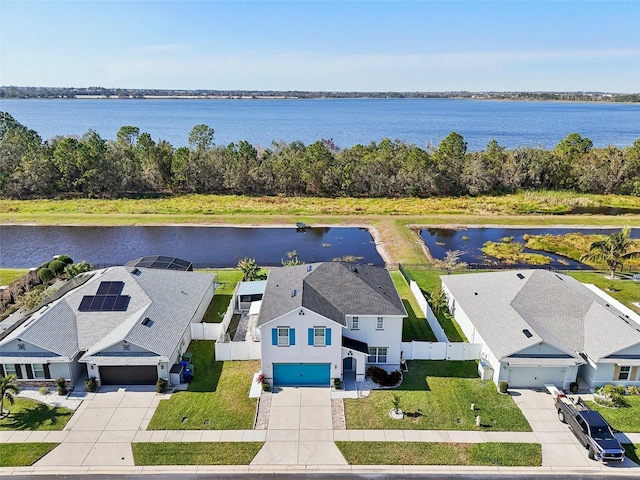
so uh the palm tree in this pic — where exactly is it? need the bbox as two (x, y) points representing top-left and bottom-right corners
(580, 227), (640, 278)
(0, 374), (19, 417)
(237, 258), (260, 281)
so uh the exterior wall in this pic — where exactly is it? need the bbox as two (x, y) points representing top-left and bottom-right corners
(101, 341), (156, 354)
(1, 338), (57, 355)
(191, 280), (215, 323)
(345, 315), (403, 367)
(69, 353), (86, 385)
(588, 363), (640, 389)
(260, 308), (343, 382)
(516, 342), (574, 356)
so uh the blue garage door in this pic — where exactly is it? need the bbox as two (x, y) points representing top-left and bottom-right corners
(273, 363), (330, 386)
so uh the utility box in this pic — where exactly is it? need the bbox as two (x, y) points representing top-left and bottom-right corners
(478, 361), (493, 381)
(169, 363), (183, 385)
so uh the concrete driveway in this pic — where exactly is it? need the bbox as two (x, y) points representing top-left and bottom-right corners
(511, 389), (638, 469)
(251, 387), (347, 466)
(35, 386), (162, 468)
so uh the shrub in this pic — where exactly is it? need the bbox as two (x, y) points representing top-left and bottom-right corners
(56, 255), (74, 265)
(156, 378), (168, 393)
(628, 386), (639, 396)
(48, 260), (65, 275)
(262, 382), (271, 392)
(569, 382), (579, 394)
(256, 373), (266, 384)
(37, 268), (54, 283)
(55, 377), (67, 396)
(499, 381), (509, 394)
(39, 386), (50, 395)
(595, 384), (627, 408)
(334, 378), (341, 390)
(85, 377), (97, 392)
(367, 366), (402, 387)
(65, 260), (94, 278)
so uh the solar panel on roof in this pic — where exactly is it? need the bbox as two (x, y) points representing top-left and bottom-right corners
(90, 296), (105, 310)
(114, 296), (130, 311)
(96, 282), (111, 294)
(108, 282), (124, 295)
(79, 296), (93, 311)
(102, 295), (117, 310)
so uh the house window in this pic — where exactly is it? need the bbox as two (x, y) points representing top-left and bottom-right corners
(314, 327), (326, 346)
(617, 366), (631, 380)
(368, 347), (388, 363)
(278, 327), (290, 346)
(32, 364), (45, 379)
(5, 364), (17, 376)
(351, 317), (359, 330)
(376, 317), (384, 330)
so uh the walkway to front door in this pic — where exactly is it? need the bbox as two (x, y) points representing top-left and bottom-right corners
(250, 387), (347, 466)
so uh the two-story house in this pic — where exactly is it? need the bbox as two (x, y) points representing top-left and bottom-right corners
(257, 262), (407, 387)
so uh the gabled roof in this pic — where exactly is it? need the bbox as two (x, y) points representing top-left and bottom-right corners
(258, 262), (406, 326)
(441, 270), (640, 364)
(0, 266), (215, 364)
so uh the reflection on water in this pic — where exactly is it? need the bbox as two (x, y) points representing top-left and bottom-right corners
(421, 227), (640, 269)
(0, 225), (383, 268)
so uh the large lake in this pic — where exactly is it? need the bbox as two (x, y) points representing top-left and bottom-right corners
(1, 98), (638, 151)
(0, 225), (383, 269)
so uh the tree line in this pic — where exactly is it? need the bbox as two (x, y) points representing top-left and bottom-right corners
(1, 112), (639, 199)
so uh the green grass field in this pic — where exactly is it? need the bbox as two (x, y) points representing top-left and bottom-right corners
(587, 395), (640, 433)
(132, 442), (263, 465)
(148, 341), (258, 430)
(0, 398), (73, 431)
(344, 360), (531, 431)
(390, 271), (436, 342)
(201, 269), (243, 323)
(0, 443), (59, 466)
(0, 268), (28, 286)
(336, 442), (541, 466)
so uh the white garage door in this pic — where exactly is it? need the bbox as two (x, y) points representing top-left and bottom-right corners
(507, 366), (566, 388)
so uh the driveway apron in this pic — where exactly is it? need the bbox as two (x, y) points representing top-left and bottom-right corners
(34, 386), (161, 468)
(251, 386), (347, 466)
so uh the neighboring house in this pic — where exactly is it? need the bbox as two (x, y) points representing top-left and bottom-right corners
(0, 262), (215, 387)
(441, 269), (640, 390)
(257, 262), (407, 386)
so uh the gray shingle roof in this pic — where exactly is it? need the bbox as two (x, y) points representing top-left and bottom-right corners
(258, 263), (406, 326)
(441, 270), (640, 363)
(0, 266), (215, 365)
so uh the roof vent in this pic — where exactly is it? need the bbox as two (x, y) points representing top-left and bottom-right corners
(474, 292), (478, 296)
(349, 265), (358, 273)
(516, 273), (525, 280)
(141, 317), (154, 327)
(307, 265), (312, 272)
(555, 274), (564, 281)
(131, 268), (141, 275)
(522, 329), (533, 338)
(291, 289), (297, 297)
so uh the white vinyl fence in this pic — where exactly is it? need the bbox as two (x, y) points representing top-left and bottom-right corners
(404, 277), (483, 361)
(190, 322), (221, 340)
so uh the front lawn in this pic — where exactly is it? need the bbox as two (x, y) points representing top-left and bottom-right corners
(390, 271), (436, 342)
(336, 442), (541, 466)
(0, 398), (73, 431)
(200, 269), (243, 322)
(132, 442), (263, 465)
(587, 395), (640, 432)
(344, 360), (531, 431)
(0, 443), (59, 466)
(148, 341), (258, 430)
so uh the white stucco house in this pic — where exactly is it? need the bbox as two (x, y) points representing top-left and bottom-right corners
(256, 262), (407, 386)
(441, 269), (640, 390)
(0, 261), (215, 387)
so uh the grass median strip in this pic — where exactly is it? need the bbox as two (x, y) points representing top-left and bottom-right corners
(132, 442), (264, 465)
(0, 443), (59, 466)
(336, 441), (542, 466)
(345, 360), (531, 431)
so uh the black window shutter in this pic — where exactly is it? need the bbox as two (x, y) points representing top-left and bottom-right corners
(43, 364), (51, 379)
(15, 364), (23, 379)
(0, 364), (4, 377)
(25, 364), (34, 379)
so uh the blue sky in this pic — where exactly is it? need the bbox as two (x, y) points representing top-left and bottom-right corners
(1, 1), (639, 92)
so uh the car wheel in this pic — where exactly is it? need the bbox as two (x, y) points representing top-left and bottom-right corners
(588, 446), (595, 460)
(557, 409), (566, 423)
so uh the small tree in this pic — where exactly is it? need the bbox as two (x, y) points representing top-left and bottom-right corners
(432, 250), (468, 274)
(0, 374), (19, 416)
(48, 260), (66, 275)
(65, 260), (93, 278)
(430, 287), (447, 313)
(282, 250), (305, 266)
(580, 227), (640, 278)
(391, 394), (402, 414)
(56, 255), (74, 265)
(55, 377), (67, 396)
(237, 258), (260, 281)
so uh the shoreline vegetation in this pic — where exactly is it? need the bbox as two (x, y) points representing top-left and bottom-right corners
(2, 86), (638, 102)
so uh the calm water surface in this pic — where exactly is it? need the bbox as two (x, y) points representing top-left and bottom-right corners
(421, 227), (640, 269)
(0, 225), (383, 269)
(1, 98), (638, 151)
